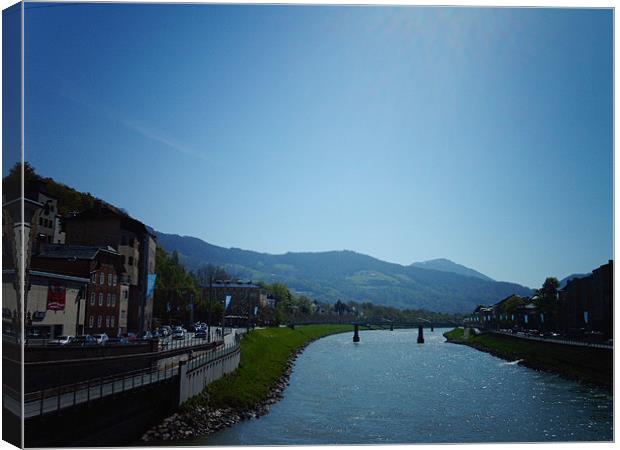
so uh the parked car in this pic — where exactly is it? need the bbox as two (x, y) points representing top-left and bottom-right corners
(25, 329), (49, 343)
(194, 329), (207, 339)
(137, 331), (153, 340)
(106, 337), (129, 345)
(172, 327), (185, 340)
(121, 332), (138, 342)
(92, 333), (109, 345)
(584, 331), (605, 342)
(71, 335), (97, 346)
(160, 326), (172, 337)
(47, 335), (74, 346)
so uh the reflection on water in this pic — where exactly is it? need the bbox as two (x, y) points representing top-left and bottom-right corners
(194, 328), (612, 445)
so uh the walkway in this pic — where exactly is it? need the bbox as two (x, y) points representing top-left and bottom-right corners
(6, 329), (246, 419)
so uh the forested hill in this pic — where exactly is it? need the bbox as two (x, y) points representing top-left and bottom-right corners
(155, 231), (534, 313)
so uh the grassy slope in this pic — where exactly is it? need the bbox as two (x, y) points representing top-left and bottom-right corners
(184, 324), (353, 411)
(443, 328), (612, 389)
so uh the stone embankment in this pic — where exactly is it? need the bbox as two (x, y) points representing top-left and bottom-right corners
(140, 343), (302, 443)
(444, 328), (613, 390)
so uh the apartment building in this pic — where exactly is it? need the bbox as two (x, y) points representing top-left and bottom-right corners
(63, 205), (157, 332)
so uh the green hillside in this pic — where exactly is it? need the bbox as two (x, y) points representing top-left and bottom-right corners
(155, 231), (534, 313)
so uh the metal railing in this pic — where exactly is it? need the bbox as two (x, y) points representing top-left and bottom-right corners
(186, 334), (241, 373)
(21, 331), (242, 419)
(489, 330), (613, 350)
(23, 360), (180, 419)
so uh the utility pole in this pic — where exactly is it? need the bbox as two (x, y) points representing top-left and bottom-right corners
(207, 276), (213, 342)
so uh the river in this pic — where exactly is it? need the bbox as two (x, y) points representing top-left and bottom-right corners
(190, 328), (613, 445)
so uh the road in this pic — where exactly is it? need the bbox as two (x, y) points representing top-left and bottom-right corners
(6, 329), (245, 419)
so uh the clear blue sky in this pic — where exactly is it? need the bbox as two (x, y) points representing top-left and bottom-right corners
(22, 4), (612, 288)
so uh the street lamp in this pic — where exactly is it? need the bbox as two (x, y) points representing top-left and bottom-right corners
(3, 196), (43, 343)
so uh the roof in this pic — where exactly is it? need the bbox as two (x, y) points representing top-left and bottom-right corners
(36, 244), (119, 260)
(64, 206), (150, 236)
(28, 270), (90, 283)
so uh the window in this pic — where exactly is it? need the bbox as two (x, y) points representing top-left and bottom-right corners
(99, 293), (104, 306)
(91, 272), (97, 283)
(111, 294), (116, 307)
(100, 273), (105, 285)
(105, 316), (110, 327)
(111, 316), (115, 327)
(90, 293), (95, 306)
(50, 205), (54, 213)
(97, 316), (102, 327)
(106, 293), (111, 306)
(108, 274), (112, 286)
(89, 316), (94, 327)
(128, 238), (133, 248)
(124, 290), (129, 299)
(128, 257), (134, 266)
(113, 274), (117, 286)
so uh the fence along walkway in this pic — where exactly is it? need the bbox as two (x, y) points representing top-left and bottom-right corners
(489, 330), (613, 350)
(21, 337), (242, 419)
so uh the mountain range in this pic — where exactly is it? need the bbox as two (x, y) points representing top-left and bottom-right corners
(154, 231), (535, 313)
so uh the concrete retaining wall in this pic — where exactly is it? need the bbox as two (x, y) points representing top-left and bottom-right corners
(178, 342), (241, 405)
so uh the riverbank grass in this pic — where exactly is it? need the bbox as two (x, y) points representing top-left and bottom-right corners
(443, 328), (612, 389)
(183, 324), (353, 412)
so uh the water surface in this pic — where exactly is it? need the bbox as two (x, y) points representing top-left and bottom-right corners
(194, 328), (613, 445)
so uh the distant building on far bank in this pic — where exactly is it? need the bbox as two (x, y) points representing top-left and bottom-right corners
(559, 260), (613, 337)
(203, 281), (266, 319)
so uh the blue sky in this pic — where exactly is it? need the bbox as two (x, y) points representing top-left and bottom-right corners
(22, 4), (612, 288)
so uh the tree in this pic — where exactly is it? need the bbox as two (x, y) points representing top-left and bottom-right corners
(535, 277), (560, 331)
(153, 247), (199, 324)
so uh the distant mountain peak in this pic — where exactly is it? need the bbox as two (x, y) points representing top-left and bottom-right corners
(410, 258), (494, 282)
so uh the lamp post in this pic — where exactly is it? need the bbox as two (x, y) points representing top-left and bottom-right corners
(207, 276), (213, 342)
(3, 196), (43, 343)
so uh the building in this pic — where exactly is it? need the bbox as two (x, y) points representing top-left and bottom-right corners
(31, 244), (126, 336)
(203, 281), (265, 318)
(559, 260), (613, 337)
(23, 181), (66, 246)
(2, 268), (88, 339)
(63, 205), (157, 332)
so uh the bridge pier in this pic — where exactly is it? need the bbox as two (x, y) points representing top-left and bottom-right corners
(431, 323), (434, 332)
(390, 324), (394, 331)
(353, 324), (360, 342)
(417, 325), (424, 344)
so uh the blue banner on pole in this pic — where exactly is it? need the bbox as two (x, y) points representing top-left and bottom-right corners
(524, 315), (529, 324)
(225, 295), (232, 310)
(146, 274), (157, 300)
(254, 306), (258, 316)
(584, 310), (589, 324)
(540, 313), (544, 323)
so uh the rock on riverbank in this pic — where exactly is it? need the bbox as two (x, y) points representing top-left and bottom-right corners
(140, 342), (306, 443)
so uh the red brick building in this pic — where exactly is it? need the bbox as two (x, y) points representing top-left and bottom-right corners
(31, 244), (125, 336)
(64, 206), (157, 333)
